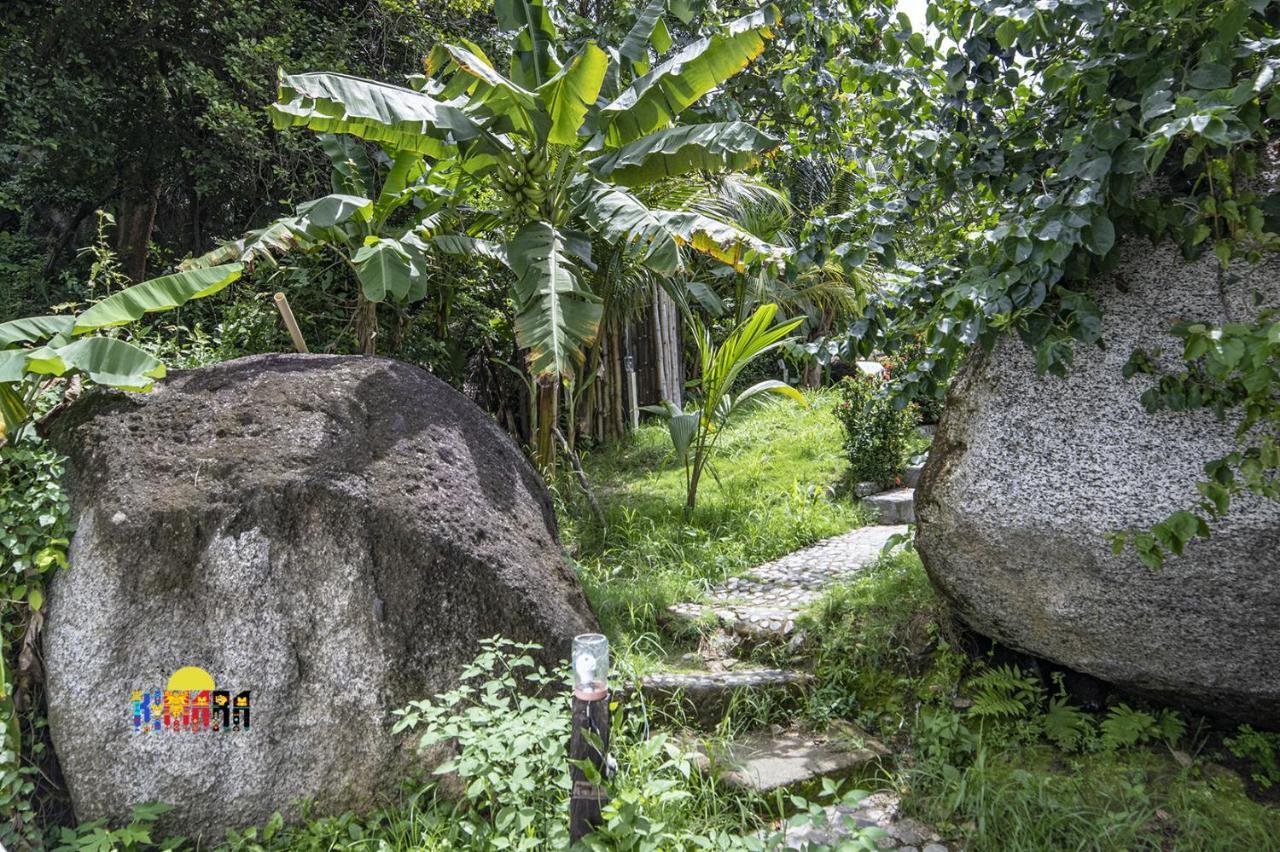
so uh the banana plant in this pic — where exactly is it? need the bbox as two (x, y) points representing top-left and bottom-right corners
(0, 264), (243, 442)
(646, 303), (806, 511)
(201, 0), (788, 465)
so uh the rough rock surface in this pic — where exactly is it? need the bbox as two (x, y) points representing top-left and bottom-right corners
(916, 239), (1280, 725)
(44, 354), (597, 839)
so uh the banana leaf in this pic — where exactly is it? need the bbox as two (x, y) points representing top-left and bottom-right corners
(73, 264), (243, 333)
(538, 43), (608, 144)
(599, 6), (779, 145)
(589, 121), (779, 185)
(271, 71), (481, 158)
(508, 221), (602, 377)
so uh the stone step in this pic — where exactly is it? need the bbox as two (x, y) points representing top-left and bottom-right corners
(666, 525), (908, 641)
(669, 602), (804, 639)
(860, 487), (915, 524)
(776, 791), (951, 851)
(629, 668), (811, 727)
(903, 462), (924, 488)
(688, 722), (889, 794)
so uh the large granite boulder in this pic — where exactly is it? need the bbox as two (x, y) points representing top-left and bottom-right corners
(916, 239), (1280, 726)
(44, 354), (597, 840)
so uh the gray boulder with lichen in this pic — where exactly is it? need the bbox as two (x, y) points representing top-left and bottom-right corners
(916, 238), (1280, 725)
(44, 353), (596, 840)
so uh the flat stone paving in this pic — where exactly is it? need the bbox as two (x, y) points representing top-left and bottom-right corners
(670, 524), (909, 637)
(861, 487), (916, 524)
(640, 669), (811, 691)
(776, 791), (951, 851)
(690, 724), (889, 793)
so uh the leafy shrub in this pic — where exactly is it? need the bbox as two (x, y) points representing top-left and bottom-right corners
(50, 802), (178, 851)
(392, 637), (573, 848)
(1, 444), (70, 848)
(885, 336), (949, 425)
(834, 369), (915, 485)
(1225, 725), (1280, 790)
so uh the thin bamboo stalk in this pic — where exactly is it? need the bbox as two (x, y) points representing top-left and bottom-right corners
(273, 293), (309, 354)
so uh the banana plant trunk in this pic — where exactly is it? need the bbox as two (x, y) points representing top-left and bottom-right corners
(534, 377), (558, 469)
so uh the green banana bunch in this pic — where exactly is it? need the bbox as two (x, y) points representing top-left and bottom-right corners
(495, 148), (553, 221)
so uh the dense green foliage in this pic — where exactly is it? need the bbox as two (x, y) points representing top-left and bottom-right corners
(197, 0), (791, 463)
(0, 445), (68, 848)
(811, 0), (1280, 557)
(834, 369), (916, 485)
(0, 0), (489, 300)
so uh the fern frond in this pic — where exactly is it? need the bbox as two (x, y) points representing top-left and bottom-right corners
(1042, 696), (1095, 751)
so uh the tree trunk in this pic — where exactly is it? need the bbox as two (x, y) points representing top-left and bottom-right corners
(802, 310), (834, 389)
(356, 293), (378, 355)
(610, 324), (625, 439)
(116, 184), (160, 282)
(686, 455), (705, 512)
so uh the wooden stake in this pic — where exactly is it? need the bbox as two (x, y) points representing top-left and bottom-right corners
(273, 292), (309, 354)
(568, 692), (610, 843)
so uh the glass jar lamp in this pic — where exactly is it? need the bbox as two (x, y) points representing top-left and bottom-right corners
(572, 633), (609, 700)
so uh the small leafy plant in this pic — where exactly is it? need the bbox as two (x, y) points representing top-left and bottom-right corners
(1225, 725), (1280, 790)
(647, 303), (806, 512)
(392, 636), (573, 849)
(835, 367), (915, 486)
(50, 802), (179, 852)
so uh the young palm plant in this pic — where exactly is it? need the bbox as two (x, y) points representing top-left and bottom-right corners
(648, 303), (805, 511)
(199, 0), (788, 466)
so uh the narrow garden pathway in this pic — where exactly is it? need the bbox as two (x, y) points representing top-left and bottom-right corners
(667, 523), (908, 638)
(637, 479), (953, 851)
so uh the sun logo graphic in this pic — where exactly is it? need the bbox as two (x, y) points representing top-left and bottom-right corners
(130, 666), (251, 734)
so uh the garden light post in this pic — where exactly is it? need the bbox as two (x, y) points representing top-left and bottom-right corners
(569, 633), (610, 843)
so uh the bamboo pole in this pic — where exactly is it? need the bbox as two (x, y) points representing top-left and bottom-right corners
(273, 292), (309, 354)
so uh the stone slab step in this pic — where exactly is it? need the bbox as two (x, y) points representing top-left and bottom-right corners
(860, 487), (915, 524)
(903, 462), (924, 488)
(629, 669), (811, 727)
(689, 722), (889, 793)
(776, 791), (951, 851)
(669, 602), (804, 639)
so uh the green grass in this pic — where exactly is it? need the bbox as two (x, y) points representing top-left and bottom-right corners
(559, 388), (869, 665)
(786, 554), (1280, 852)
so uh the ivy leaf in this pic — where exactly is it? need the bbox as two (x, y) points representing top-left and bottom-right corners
(1084, 212), (1115, 255)
(1188, 62), (1231, 90)
(995, 20), (1018, 50)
